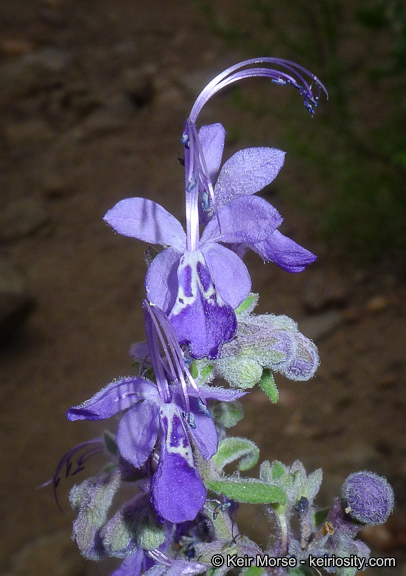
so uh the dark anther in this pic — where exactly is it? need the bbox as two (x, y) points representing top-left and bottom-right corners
(295, 496), (309, 514)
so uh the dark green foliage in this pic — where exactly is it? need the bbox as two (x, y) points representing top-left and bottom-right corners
(193, 0), (406, 264)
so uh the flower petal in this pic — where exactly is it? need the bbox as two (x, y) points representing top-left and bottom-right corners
(201, 242), (251, 309)
(198, 123), (225, 182)
(145, 247), (181, 312)
(191, 384), (248, 402)
(67, 378), (158, 421)
(129, 341), (150, 364)
(251, 229), (317, 272)
(188, 397), (218, 460)
(144, 567), (166, 576)
(214, 147), (285, 208)
(201, 195), (283, 245)
(152, 404), (206, 523)
(104, 198), (186, 251)
(111, 549), (147, 576)
(169, 250), (237, 359)
(117, 401), (160, 468)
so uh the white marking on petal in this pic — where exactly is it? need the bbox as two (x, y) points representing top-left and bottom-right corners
(171, 250), (223, 318)
(161, 403), (194, 466)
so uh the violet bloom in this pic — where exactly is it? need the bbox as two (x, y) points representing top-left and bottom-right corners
(104, 195), (260, 359)
(67, 301), (245, 523)
(104, 58), (327, 359)
(196, 122), (318, 273)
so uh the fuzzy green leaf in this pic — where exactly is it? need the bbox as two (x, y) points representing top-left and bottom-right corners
(190, 360), (213, 382)
(212, 401), (244, 428)
(259, 369), (279, 403)
(242, 566), (266, 576)
(220, 357), (262, 388)
(136, 516), (166, 550)
(212, 437), (259, 472)
(314, 507), (329, 527)
(207, 478), (286, 505)
(260, 460), (286, 483)
(271, 460), (286, 480)
(287, 568), (313, 576)
(235, 293), (259, 316)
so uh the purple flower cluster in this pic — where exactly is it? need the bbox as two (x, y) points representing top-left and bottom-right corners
(104, 123), (316, 359)
(67, 301), (245, 524)
(104, 59), (326, 360)
(46, 57), (394, 576)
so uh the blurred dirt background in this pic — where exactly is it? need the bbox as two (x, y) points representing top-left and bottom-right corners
(0, 1), (405, 575)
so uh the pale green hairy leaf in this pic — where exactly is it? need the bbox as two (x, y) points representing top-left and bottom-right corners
(207, 478), (286, 505)
(212, 401), (244, 428)
(235, 293), (259, 316)
(212, 437), (259, 472)
(287, 568), (314, 576)
(260, 460), (287, 483)
(242, 566), (266, 576)
(259, 369), (279, 403)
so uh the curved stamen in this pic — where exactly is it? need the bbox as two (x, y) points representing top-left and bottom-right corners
(147, 548), (172, 566)
(189, 57), (328, 122)
(144, 301), (189, 413)
(183, 119), (220, 248)
(147, 302), (192, 418)
(143, 301), (172, 404)
(151, 303), (205, 399)
(39, 438), (104, 513)
(183, 119), (201, 252)
(144, 301), (207, 425)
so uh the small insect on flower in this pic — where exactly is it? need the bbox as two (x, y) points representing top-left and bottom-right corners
(213, 500), (232, 520)
(205, 497), (232, 520)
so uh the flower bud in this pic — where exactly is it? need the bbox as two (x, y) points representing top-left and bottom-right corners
(101, 495), (166, 557)
(216, 357), (263, 388)
(342, 471), (394, 525)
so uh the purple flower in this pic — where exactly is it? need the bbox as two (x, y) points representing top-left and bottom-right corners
(104, 58), (327, 359)
(194, 122), (317, 273)
(103, 194), (277, 359)
(186, 58), (327, 273)
(67, 301), (245, 523)
(342, 471), (394, 526)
